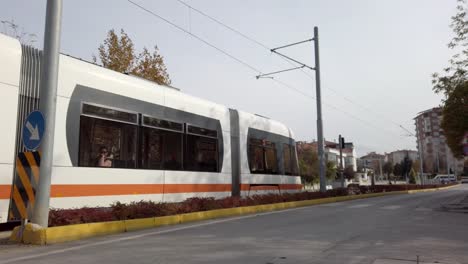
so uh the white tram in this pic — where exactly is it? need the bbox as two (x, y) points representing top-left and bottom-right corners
(0, 33), (301, 222)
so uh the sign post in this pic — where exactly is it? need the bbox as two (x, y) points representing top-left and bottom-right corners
(22, 111), (45, 151)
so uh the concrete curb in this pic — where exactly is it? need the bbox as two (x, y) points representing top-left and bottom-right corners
(10, 185), (458, 245)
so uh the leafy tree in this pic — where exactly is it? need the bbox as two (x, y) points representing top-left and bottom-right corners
(412, 159), (421, 174)
(401, 158), (413, 178)
(297, 147), (319, 184)
(393, 163), (402, 177)
(94, 29), (135, 74)
(133, 47), (171, 85)
(432, 0), (467, 97)
(383, 162), (393, 178)
(409, 169), (417, 184)
(441, 82), (468, 158)
(343, 165), (355, 180)
(94, 29), (171, 85)
(326, 161), (337, 181)
(432, 0), (467, 157)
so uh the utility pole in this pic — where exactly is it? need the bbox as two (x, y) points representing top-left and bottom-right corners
(418, 139), (424, 185)
(339, 135), (344, 188)
(256, 26), (326, 192)
(314, 27), (326, 193)
(31, 0), (63, 227)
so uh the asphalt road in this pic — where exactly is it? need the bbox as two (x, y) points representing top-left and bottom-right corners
(1, 185), (467, 264)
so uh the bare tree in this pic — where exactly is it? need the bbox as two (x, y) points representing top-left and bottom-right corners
(1, 19), (37, 45)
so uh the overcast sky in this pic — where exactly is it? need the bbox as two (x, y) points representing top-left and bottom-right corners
(2, 0), (456, 156)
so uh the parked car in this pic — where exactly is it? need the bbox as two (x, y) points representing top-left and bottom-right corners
(433, 175), (456, 184)
(461, 177), (468, 184)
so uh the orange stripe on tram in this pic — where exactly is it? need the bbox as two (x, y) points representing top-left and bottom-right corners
(0, 185), (11, 199)
(49, 183), (302, 198)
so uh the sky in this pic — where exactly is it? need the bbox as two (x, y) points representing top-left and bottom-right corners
(1, 0), (456, 156)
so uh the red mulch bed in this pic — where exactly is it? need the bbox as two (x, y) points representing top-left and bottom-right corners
(48, 184), (455, 227)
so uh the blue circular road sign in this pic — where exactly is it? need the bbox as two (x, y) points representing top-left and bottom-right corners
(22, 111), (45, 151)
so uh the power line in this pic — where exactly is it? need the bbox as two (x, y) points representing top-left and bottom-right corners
(175, 0), (415, 135)
(127, 0), (261, 74)
(127, 0), (403, 139)
(175, 0), (317, 79)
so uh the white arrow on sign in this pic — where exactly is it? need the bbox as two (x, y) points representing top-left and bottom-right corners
(25, 121), (40, 141)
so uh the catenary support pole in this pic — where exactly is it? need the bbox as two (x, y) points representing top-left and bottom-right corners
(418, 137), (424, 185)
(31, 0), (63, 227)
(314, 27), (326, 193)
(339, 135), (344, 188)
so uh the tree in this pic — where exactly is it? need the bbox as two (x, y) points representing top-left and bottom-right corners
(298, 148), (319, 184)
(393, 163), (402, 177)
(412, 159), (421, 174)
(94, 29), (171, 85)
(133, 47), (171, 85)
(383, 162), (393, 178)
(409, 169), (417, 184)
(441, 82), (468, 158)
(94, 29), (135, 74)
(1, 19), (37, 45)
(343, 166), (355, 180)
(401, 158), (413, 179)
(326, 161), (337, 181)
(432, 0), (467, 97)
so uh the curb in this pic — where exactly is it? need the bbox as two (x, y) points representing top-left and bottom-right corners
(10, 185), (458, 245)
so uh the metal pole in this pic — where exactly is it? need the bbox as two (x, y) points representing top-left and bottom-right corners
(419, 142), (424, 185)
(31, 0), (63, 227)
(314, 27), (326, 193)
(446, 146), (450, 175)
(339, 135), (344, 188)
(379, 158), (383, 183)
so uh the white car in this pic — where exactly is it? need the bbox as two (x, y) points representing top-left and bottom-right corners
(461, 177), (468, 184)
(433, 175), (456, 184)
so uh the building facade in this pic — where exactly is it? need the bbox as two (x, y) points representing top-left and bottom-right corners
(359, 152), (385, 179)
(414, 107), (464, 175)
(297, 140), (357, 171)
(385, 150), (418, 165)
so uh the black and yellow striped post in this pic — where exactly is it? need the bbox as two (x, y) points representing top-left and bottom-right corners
(9, 152), (41, 221)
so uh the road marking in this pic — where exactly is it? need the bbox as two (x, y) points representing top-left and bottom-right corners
(415, 207), (432, 212)
(381, 205), (401, 210)
(0, 206), (309, 264)
(348, 204), (373, 209)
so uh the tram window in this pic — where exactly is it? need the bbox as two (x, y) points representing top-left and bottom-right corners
(185, 135), (218, 172)
(143, 116), (183, 132)
(283, 144), (292, 175)
(187, 125), (217, 138)
(248, 138), (278, 174)
(79, 116), (137, 168)
(265, 147), (278, 174)
(82, 103), (137, 124)
(141, 127), (183, 170)
(249, 145), (265, 173)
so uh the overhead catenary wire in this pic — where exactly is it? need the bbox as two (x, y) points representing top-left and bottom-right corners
(127, 0), (404, 139)
(174, 0), (415, 135)
(127, 0), (261, 74)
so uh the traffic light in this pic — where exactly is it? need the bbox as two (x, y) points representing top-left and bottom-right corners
(340, 137), (345, 149)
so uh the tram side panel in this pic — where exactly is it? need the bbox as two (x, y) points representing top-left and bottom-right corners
(48, 55), (234, 208)
(237, 111), (302, 195)
(0, 35), (21, 222)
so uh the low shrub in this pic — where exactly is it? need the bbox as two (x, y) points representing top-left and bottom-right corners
(48, 183), (455, 227)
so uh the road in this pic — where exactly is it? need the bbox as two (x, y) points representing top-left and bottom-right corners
(0, 185), (467, 264)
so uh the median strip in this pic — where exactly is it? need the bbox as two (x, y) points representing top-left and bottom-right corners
(10, 184), (458, 245)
